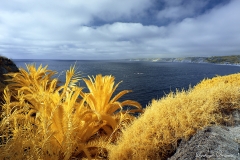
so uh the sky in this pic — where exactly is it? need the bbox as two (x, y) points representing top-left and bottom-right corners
(0, 0), (239, 60)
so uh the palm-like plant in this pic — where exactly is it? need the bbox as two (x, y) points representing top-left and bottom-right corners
(1, 65), (105, 159)
(82, 74), (142, 115)
(1, 64), (142, 159)
(82, 74), (142, 140)
(5, 64), (59, 116)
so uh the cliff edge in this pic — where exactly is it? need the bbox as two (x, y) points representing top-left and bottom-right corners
(0, 56), (19, 102)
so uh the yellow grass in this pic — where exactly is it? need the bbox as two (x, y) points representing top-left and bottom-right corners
(108, 73), (240, 159)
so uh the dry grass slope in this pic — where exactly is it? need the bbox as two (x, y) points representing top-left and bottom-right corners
(108, 73), (240, 160)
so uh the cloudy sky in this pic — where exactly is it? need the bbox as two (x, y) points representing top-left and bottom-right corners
(0, 0), (239, 60)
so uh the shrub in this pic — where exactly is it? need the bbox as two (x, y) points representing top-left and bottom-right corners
(0, 64), (142, 159)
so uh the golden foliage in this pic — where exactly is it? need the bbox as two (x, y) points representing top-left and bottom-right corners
(108, 73), (240, 160)
(82, 74), (142, 115)
(2, 63), (239, 160)
(82, 75), (142, 141)
(0, 64), (142, 159)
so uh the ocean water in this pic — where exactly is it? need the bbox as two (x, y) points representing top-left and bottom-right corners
(13, 59), (240, 108)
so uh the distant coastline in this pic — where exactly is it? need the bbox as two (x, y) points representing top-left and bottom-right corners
(128, 55), (240, 66)
(10, 55), (240, 66)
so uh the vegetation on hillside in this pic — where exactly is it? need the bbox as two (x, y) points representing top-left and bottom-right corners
(205, 55), (240, 64)
(0, 62), (240, 159)
(109, 73), (240, 159)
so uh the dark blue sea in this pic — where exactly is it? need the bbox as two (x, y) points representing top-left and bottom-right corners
(13, 59), (240, 108)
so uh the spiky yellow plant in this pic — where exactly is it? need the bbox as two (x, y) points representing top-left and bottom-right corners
(0, 64), (106, 159)
(82, 74), (142, 141)
(0, 64), (142, 159)
(109, 73), (240, 159)
(82, 74), (142, 115)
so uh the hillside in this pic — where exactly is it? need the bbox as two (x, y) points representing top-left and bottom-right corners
(205, 55), (240, 64)
(0, 56), (19, 100)
(130, 55), (240, 65)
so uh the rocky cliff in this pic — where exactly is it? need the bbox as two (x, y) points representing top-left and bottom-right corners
(169, 109), (240, 159)
(0, 56), (19, 103)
